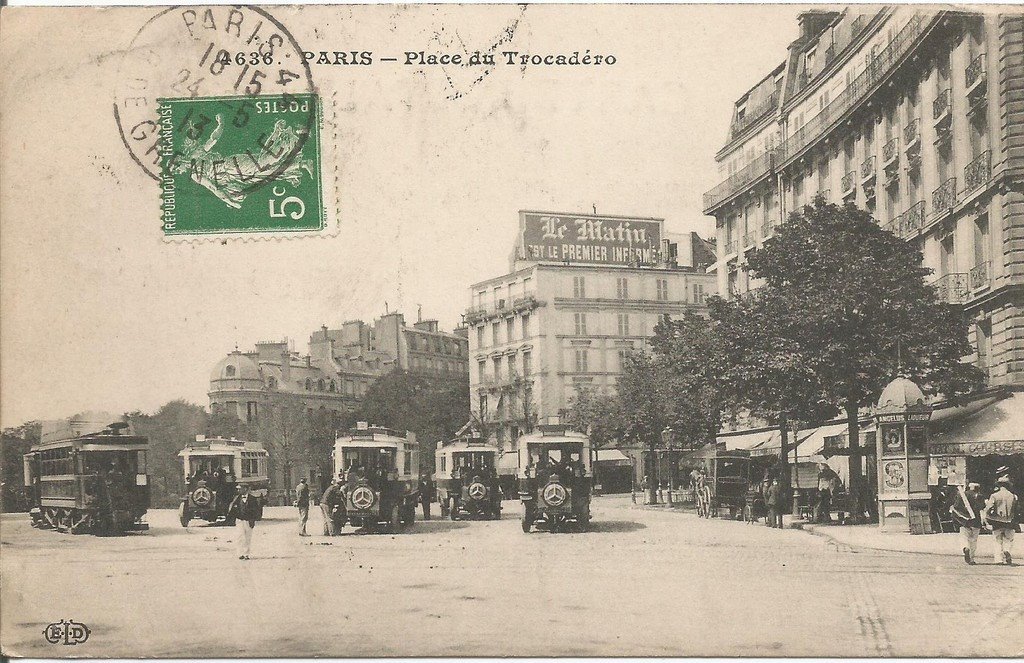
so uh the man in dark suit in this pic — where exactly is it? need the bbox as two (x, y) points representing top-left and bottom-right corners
(228, 484), (262, 560)
(950, 482), (986, 565)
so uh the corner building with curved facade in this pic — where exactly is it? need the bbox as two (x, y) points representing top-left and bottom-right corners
(705, 7), (1024, 389)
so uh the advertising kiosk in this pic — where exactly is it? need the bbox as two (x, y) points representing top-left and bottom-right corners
(874, 377), (933, 533)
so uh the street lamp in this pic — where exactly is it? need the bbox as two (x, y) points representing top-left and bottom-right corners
(661, 426), (676, 506)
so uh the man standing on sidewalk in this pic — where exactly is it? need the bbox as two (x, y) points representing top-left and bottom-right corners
(296, 478), (310, 536)
(984, 476), (1019, 566)
(321, 479), (341, 536)
(765, 478), (783, 529)
(950, 482), (985, 565)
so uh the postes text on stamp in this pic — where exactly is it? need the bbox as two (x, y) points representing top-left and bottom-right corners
(158, 94), (324, 235)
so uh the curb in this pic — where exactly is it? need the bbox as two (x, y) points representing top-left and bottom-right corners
(794, 521), (960, 558)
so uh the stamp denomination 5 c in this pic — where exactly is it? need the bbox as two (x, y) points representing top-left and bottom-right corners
(157, 94), (324, 235)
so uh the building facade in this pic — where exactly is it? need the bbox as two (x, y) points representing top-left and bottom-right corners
(704, 8), (1024, 389)
(209, 311), (469, 423)
(466, 211), (717, 473)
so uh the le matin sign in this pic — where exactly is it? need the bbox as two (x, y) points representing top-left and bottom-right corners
(520, 212), (662, 266)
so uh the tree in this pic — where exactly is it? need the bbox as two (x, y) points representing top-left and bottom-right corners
(355, 370), (470, 473)
(1, 421), (40, 512)
(566, 386), (624, 450)
(256, 403), (309, 498)
(128, 400), (209, 508)
(741, 197), (984, 511)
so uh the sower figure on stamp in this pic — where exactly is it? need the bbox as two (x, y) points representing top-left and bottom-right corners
(950, 482), (986, 565)
(296, 478), (310, 536)
(984, 476), (1020, 566)
(228, 484), (262, 561)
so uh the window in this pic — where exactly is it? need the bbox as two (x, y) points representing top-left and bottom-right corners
(656, 279), (668, 301)
(618, 349), (630, 371)
(479, 394), (488, 420)
(507, 355), (516, 379)
(478, 360), (486, 382)
(492, 322), (500, 346)
(523, 351), (532, 377)
(492, 357), (501, 381)
(521, 314), (530, 339)
(304, 378), (312, 391)
(574, 313), (588, 336)
(976, 319), (992, 377)
(574, 349), (589, 373)
(408, 335), (417, 351)
(224, 365), (236, 377)
(506, 318), (515, 342)
(440, 455), (447, 472)
(476, 325), (484, 348)
(317, 379), (325, 391)
(329, 380), (336, 392)
(693, 283), (706, 304)
(572, 276), (586, 299)
(616, 277), (629, 299)
(267, 376), (277, 389)
(246, 401), (258, 423)
(974, 214), (990, 268)
(617, 313), (630, 337)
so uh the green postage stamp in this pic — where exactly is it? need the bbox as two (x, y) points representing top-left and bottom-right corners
(157, 93), (324, 236)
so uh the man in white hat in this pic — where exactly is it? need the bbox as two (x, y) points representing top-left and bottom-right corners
(984, 476), (1019, 565)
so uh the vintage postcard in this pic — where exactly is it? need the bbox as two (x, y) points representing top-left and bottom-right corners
(2, 3), (1023, 658)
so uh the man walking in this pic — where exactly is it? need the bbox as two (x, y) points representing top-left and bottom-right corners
(765, 478), (783, 529)
(984, 476), (1019, 565)
(950, 482), (986, 565)
(296, 478), (310, 536)
(419, 477), (432, 520)
(228, 484), (262, 560)
(321, 479), (340, 536)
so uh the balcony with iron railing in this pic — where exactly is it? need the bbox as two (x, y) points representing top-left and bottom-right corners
(761, 221), (775, 239)
(932, 272), (968, 305)
(966, 52), (986, 95)
(903, 201), (925, 237)
(932, 177), (957, 217)
(841, 171), (856, 198)
(884, 212), (905, 238)
(730, 92), (779, 141)
(703, 12), (934, 213)
(743, 230), (760, 248)
(882, 136), (900, 169)
(904, 118), (920, 149)
(969, 261), (990, 292)
(932, 88), (951, 125)
(964, 150), (991, 194)
(724, 239), (738, 256)
(860, 155), (876, 182)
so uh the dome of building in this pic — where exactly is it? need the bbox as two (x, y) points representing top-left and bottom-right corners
(209, 352), (262, 383)
(876, 376), (926, 410)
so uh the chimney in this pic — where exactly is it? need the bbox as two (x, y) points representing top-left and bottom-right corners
(280, 349), (291, 385)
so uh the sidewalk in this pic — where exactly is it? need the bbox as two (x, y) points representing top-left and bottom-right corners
(626, 498), (1006, 558)
(793, 521), (986, 557)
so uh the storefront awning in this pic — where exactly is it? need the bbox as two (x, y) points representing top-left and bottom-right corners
(929, 392), (1024, 457)
(719, 428), (775, 452)
(792, 422), (850, 460)
(595, 449), (631, 466)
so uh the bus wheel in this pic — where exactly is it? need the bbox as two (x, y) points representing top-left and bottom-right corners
(449, 498), (459, 521)
(70, 511), (90, 534)
(178, 503), (191, 528)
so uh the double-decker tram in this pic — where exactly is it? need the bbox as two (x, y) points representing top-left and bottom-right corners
(23, 414), (150, 535)
(177, 436), (269, 527)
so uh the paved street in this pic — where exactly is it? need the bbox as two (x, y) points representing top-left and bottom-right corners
(2, 495), (1021, 657)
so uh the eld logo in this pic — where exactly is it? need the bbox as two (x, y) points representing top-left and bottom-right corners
(43, 619), (90, 645)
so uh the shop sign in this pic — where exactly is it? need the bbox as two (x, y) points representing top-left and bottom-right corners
(928, 438), (1024, 457)
(521, 212), (662, 266)
(876, 412), (932, 423)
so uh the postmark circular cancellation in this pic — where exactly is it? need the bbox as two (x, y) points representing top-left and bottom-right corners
(115, 7), (327, 236)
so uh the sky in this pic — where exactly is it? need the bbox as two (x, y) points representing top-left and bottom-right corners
(0, 4), (802, 426)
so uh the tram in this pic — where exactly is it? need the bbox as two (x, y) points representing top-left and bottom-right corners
(177, 436), (269, 527)
(23, 414), (150, 535)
